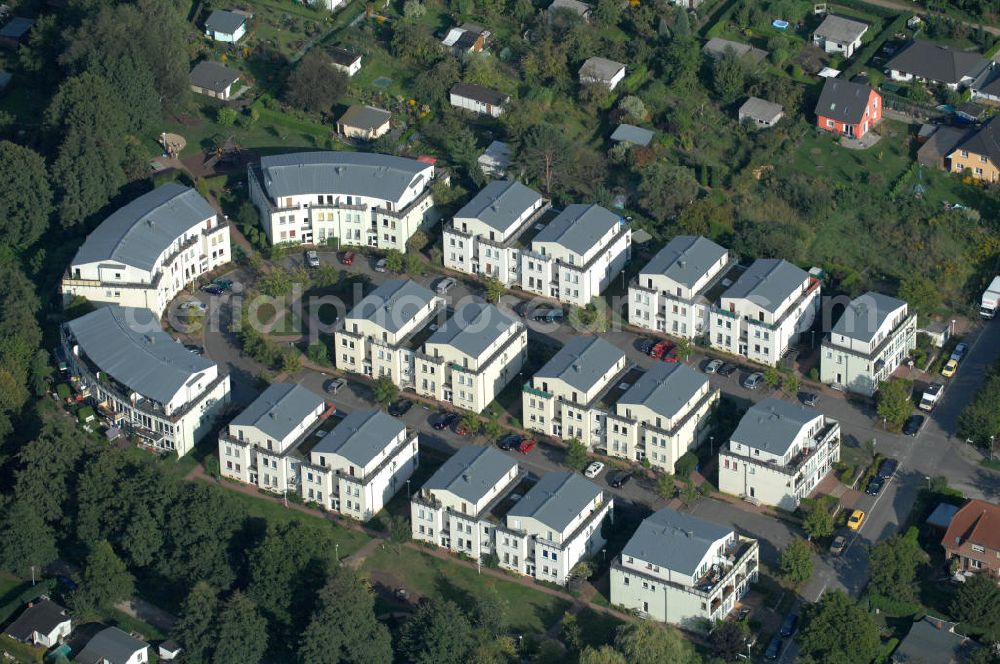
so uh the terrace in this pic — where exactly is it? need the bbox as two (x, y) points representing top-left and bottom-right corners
(726, 420), (841, 477)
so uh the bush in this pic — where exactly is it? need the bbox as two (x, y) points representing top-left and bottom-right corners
(675, 452), (698, 479)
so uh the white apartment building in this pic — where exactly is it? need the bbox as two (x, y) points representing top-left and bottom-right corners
(710, 259), (821, 366)
(248, 151), (440, 252)
(611, 508), (759, 628)
(415, 302), (527, 412)
(220, 386), (418, 521)
(521, 204), (631, 307)
(334, 279), (444, 385)
(61, 183), (231, 315)
(443, 180), (549, 284)
(821, 292), (917, 396)
(62, 305), (231, 457)
(628, 235), (731, 340)
(719, 398), (841, 510)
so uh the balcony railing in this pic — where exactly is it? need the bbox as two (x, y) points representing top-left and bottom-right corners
(727, 421), (840, 477)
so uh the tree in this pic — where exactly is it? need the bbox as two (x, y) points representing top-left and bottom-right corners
(712, 619), (750, 660)
(868, 529), (928, 603)
(299, 567), (392, 664)
(674, 9), (692, 36)
(281, 348), (302, 373)
(763, 367), (782, 389)
(403, 0), (427, 18)
(579, 646), (627, 664)
(560, 611), (583, 653)
(385, 249), (404, 273)
(217, 107), (238, 127)
(0, 143), (53, 251)
(516, 124), (572, 195)
(73, 541), (134, 614)
(215, 592), (267, 664)
(595, 0), (622, 25)
(783, 373), (800, 395)
(485, 278), (505, 304)
(951, 572), (1000, 634)
(779, 537), (813, 585)
(398, 599), (473, 664)
(658, 38), (701, 91)
(638, 163), (698, 223)
(798, 591), (879, 664)
(172, 582), (219, 664)
(564, 438), (589, 471)
(461, 411), (482, 438)
(483, 410), (503, 441)
(15, 414), (87, 527)
(286, 49), (349, 114)
(614, 620), (699, 664)
(898, 274), (940, 319)
(0, 497), (58, 576)
(803, 505), (835, 540)
(373, 376), (399, 407)
(712, 51), (748, 104)
(876, 379), (913, 430)
(656, 474), (677, 500)
(475, 587), (509, 638)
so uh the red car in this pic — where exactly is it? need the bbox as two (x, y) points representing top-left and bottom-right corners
(663, 347), (679, 363)
(517, 439), (536, 454)
(455, 423), (468, 436)
(341, 251), (355, 266)
(649, 341), (668, 359)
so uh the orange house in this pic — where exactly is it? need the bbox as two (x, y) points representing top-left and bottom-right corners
(815, 78), (882, 139)
(942, 499), (1000, 579)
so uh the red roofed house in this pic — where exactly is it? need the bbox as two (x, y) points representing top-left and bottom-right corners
(815, 78), (882, 139)
(942, 499), (1000, 579)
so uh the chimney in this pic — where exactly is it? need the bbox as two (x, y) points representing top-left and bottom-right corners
(462, 473), (471, 482)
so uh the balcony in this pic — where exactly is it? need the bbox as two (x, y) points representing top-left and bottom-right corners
(692, 537), (758, 597)
(728, 421), (840, 477)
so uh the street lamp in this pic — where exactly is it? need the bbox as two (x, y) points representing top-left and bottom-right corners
(406, 479), (411, 499)
(335, 542), (340, 565)
(710, 435), (715, 456)
(990, 435), (996, 462)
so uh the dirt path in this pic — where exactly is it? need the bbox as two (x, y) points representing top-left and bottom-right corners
(115, 597), (177, 632)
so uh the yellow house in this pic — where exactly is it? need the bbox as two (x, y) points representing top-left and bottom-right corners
(948, 117), (1000, 182)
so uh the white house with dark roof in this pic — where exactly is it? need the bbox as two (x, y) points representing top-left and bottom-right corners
(520, 203), (630, 307)
(336, 104), (391, 140)
(578, 57), (626, 90)
(719, 398), (841, 509)
(886, 40), (988, 90)
(62, 306), (231, 456)
(248, 151), (439, 251)
(415, 302), (527, 412)
(547, 0), (591, 20)
(76, 626), (149, 664)
(610, 508), (758, 627)
(189, 60), (242, 100)
(443, 179), (549, 284)
(450, 82), (510, 117)
(503, 471), (612, 584)
(61, 183), (230, 315)
(478, 140), (512, 177)
(628, 235), (731, 339)
(710, 258), (821, 365)
(4, 599), (71, 647)
(821, 292), (916, 396)
(610, 124), (655, 147)
(329, 46), (362, 76)
(441, 23), (490, 56)
(334, 279), (444, 386)
(812, 14), (868, 58)
(204, 9), (247, 43)
(738, 97), (784, 129)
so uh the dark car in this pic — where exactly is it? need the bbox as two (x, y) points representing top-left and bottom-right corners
(764, 635), (783, 660)
(799, 392), (819, 407)
(903, 414), (925, 437)
(532, 308), (564, 323)
(513, 301), (532, 318)
(388, 399), (414, 417)
(877, 458), (899, 480)
(433, 412), (458, 430)
(202, 284), (224, 295)
(498, 433), (522, 450)
(779, 612), (798, 637)
(608, 472), (631, 489)
(638, 339), (654, 355)
(717, 363), (738, 377)
(865, 478), (883, 496)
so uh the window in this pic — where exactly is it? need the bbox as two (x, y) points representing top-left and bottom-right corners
(972, 543), (986, 553)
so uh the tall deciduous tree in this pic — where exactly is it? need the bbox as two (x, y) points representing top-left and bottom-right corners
(172, 582), (219, 664)
(638, 162), (699, 223)
(516, 123), (572, 195)
(614, 620), (699, 664)
(779, 537), (814, 585)
(286, 49), (349, 114)
(214, 592), (268, 664)
(298, 567), (392, 664)
(0, 142), (53, 251)
(803, 504), (835, 540)
(14, 414), (86, 526)
(579, 646), (627, 664)
(951, 573), (1000, 635)
(72, 540), (135, 613)
(475, 587), (509, 638)
(398, 599), (474, 664)
(798, 591), (879, 664)
(712, 51), (749, 104)
(876, 379), (913, 430)
(0, 497), (58, 577)
(868, 529), (928, 603)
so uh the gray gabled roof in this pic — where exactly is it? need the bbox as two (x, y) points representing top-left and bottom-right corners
(71, 183), (217, 272)
(450, 82), (510, 106)
(0, 70), (12, 90)
(886, 40), (988, 85)
(338, 104), (391, 131)
(230, 383), (326, 441)
(534, 336), (624, 394)
(831, 291), (907, 343)
(312, 409), (405, 466)
(815, 78), (875, 124)
(547, 0), (591, 16)
(739, 96), (784, 123)
(0, 17), (34, 40)
(579, 56), (625, 82)
(189, 60), (241, 93)
(813, 14), (868, 43)
(622, 508), (732, 576)
(454, 180), (544, 234)
(507, 472), (601, 533)
(641, 235), (727, 289)
(610, 124), (654, 146)
(533, 203), (621, 256)
(5, 600), (70, 642)
(423, 445), (518, 504)
(618, 363), (708, 421)
(66, 306), (216, 406)
(76, 627), (148, 664)
(257, 151), (431, 202)
(346, 279), (437, 334)
(329, 46), (361, 67)
(893, 616), (979, 664)
(721, 258), (808, 314)
(703, 38), (767, 61)
(952, 115), (1000, 167)
(425, 302), (517, 360)
(205, 9), (246, 35)
(730, 397), (822, 457)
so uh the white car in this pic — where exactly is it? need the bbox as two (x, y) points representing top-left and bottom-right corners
(180, 301), (207, 312)
(435, 277), (456, 295)
(306, 250), (320, 268)
(584, 461), (605, 478)
(704, 359), (723, 374)
(375, 258), (387, 273)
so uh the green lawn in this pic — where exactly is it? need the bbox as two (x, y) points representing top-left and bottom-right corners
(361, 547), (572, 634)
(0, 634), (44, 663)
(575, 607), (625, 649)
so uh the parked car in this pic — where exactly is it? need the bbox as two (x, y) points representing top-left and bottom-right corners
(704, 359), (723, 374)
(847, 509), (866, 531)
(865, 478), (883, 496)
(513, 301), (532, 318)
(184, 345), (203, 355)
(779, 612), (798, 637)
(742, 372), (763, 390)
(608, 471), (631, 488)
(180, 300), (207, 312)
(341, 251), (355, 266)
(829, 534), (847, 556)
(455, 422), (469, 436)
(717, 363), (738, 377)
(662, 346), (679, 363)
(213, 278), (233, 291)
(435, 277), (456, 295)
(388, 399), (413, 417)
(497, 433), (522, 450)
(533, 308), (564, 323)
(375, 258), (387, 273)
(433, 412), (459, 430)
(584, 461), (605, 478)
(517, 439), (536, 454)
(324, 378), (346, 394)
(903, 414), (925, 437)
(877, 458), (899, 480)
(649, 341), (670, 359)
(951, 342), (968, 361)
(202, 284), (224, 295)
(305, 250), (320, 268)
(764, 636), (783, 660)
(799, 392), (819, 407)
(638, 339), (655, 355)
(942, 359), (958, 377)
